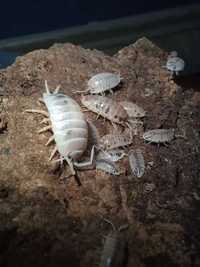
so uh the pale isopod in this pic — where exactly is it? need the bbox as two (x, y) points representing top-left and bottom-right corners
(166, 51), (185, 75)
(25, 81), (95, 176)
(143, 128), (175, 144)
(87, 72), (122, 94)
(120, 101), (146, 118)
(81, 95), (128, 125)
(128, 149), (145, 178)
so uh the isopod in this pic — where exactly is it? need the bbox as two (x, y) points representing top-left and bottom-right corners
(99, 129), (133, 150)
(87, 72), (122, 94)
(120, 101), (146, 118)
(96, 159), (122, 176)
(97, 149), (126, 162)
(128, 149), (145, 178)
(81, 95), (128, 125)
(166, 51), (185, 75)
(143, 128), (175, 144)
(25, 81), (95, 176)
(100, 218), (127, 267)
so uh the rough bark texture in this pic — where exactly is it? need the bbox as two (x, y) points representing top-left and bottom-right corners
(0, 37), (199, 267)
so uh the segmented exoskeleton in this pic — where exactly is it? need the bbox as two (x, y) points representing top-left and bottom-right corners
(97, 149), (126, 162)
(100, 129), (133, 150)
(96, 158), (122, 176)
(128, 149), (145, 178)
(25, 81), (95, 177)
(87, 72), (122, 94)
(81, 95), (128, 125)
(120, 101), (146, 118)
(143, 128), (175, 144)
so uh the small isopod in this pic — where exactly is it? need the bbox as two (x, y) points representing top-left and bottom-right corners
(100, 218), (127, 267)
(120, 101), (146, 118)
(97, 149), (126, 162)
(143, 128), (175, 144)
(96, 159), (122, 176)
(100, 129), (133, 150)
(166, 51), (185, 75)
(81, 95), (128, 125)
(128, 149), (145, 178)
(87, 72), (122, 94)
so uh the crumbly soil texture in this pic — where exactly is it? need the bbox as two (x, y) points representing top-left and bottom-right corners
(0, 38), (199, 267)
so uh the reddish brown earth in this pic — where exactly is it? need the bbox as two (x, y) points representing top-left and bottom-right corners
(0, 37), (199, 267)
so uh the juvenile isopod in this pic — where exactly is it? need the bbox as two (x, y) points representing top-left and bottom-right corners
(100, 129), (133, 150)
(86, 72), (122, 94)
(96, 159), (122, 176)
(120, 101), (146, 118)
(143, 128), (175, 144)
(81, 95), (128, 125)
(25, 81), (95, 177)
(166, 51), (185, 76)
(128, 149), (145, 178)
(97, 149), (126, 162)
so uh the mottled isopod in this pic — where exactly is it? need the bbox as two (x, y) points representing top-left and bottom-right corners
(100, 129), (133, 150)
(96, 159), (122, 176)
(81, 95), (128, 125)
(128, 149), (145, 178)
(143, 128), (175, 144)
(97, 149), (126, 162)
(120, 101), (146, 118)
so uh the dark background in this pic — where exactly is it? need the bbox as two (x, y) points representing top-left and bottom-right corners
(1, 0), (199, 39)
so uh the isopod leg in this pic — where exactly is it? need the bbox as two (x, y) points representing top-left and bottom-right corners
(109, 89), (113, 95)
(45, 135), (54, 146)
(38, 125), (51, 133)
(25, 109), (49, 117)
(81, 107), (89, 112)
(37, 98), (45, 105)
(53, 84), (61, 94)
(40, 118), (51, 124)
(49, 146), (58, 161)
(45, 80), (51, 94)
(95, 113), (101, 120)
(57, 156), (81, 186)
(65, 157), (76, 176)
(73, 89), (89, 94)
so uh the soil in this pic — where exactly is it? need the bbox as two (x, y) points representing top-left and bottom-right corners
(0, 37), (199, 267)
